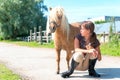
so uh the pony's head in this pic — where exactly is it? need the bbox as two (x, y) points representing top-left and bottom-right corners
(46, 6), (69, 35)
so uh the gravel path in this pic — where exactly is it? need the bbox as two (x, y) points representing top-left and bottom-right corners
(0, 42), (120, 80)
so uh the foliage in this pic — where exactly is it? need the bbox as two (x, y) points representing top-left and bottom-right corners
(0, 64), (21, 80)
(109, 34), (119, 47)
(94, 20), (107, 24)
(0, 0), (47, 39)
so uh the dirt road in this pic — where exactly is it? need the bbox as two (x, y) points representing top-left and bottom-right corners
(0, 42), (120, 80)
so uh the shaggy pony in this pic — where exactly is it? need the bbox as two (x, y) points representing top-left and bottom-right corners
(46, 6), (81, 74)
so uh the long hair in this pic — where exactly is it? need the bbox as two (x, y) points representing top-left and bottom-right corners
(80, 21), (98, 47)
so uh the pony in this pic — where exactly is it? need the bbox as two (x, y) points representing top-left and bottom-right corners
(46, 6), (81, 74)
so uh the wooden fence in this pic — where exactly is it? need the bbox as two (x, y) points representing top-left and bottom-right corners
(22, 27), (120, 44)
(23, 26), (52, 44)
(97, 32), (120, 43)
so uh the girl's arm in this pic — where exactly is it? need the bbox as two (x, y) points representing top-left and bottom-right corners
(95, 46), (102, 61)
(74, 38), (95, 53)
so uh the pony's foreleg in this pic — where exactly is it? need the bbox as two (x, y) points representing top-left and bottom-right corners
(66, 50), (73, 70)
(55, 48), (61, 74)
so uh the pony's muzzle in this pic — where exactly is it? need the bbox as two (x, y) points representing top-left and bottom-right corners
(49, 26), (56, 33)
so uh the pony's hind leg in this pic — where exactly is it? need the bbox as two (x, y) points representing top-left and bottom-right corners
(55, 48), (61, 74)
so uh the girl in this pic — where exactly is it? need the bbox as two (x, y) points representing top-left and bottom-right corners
(61, 21), (102, 78)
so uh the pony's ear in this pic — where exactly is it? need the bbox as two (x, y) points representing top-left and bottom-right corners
(49, 7), (52, 11)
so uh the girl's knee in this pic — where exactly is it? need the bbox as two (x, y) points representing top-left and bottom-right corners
(73, 52), (84, 62)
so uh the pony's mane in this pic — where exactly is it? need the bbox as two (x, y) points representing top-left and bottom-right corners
(48, 6), (70, 39)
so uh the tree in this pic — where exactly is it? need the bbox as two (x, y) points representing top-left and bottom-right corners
(0, 0), (47, 39)
(94, 20), (107, 24)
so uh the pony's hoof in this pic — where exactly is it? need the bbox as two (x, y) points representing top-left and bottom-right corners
(56, 71), (59, 74)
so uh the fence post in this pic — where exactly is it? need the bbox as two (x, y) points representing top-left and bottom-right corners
(103, 32), (105, 43)
(38, 27), (41, 43)
(30, 30), (32, 41)
(46, 32), (49, 43)
(39, 26), (43, 45)
(34, 27), (37, 42)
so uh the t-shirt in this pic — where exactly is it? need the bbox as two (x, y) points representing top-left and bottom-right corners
(75, 33), (100, 49)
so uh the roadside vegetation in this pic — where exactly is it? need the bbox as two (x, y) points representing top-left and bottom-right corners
(94, 20), (107, 24)
(0, 0), (48, 79)
(1, 40), (54, 48)
(100, 18), (120, 56)
(1, 39), (120, 56)
(100, 33), (120, 56)
(101, 42), (120, 56)
(0, 64), (21, 80)
(0, 0), (47, 40)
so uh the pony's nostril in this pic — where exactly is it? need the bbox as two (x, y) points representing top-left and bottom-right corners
(53, 27), (55, 30)
(49, 26), (56, 33)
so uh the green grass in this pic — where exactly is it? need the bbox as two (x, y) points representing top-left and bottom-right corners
(1, 40), (120, 56)
(100, 43), (120, 56)
(1, 40), (54, 48)
(0, 64), (21, 80)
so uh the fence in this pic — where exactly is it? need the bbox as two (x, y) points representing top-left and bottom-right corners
(23, 26), (52, 43)
(97, 32), (120, 43)
(22, 29), (119, 44)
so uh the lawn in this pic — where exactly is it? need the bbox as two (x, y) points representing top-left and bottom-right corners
(0, 64), (21, 80)
(100, 43), (120, 56)
(1, 40), (54, 48)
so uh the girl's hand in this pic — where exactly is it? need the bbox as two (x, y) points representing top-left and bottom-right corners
(88, 49), (98, 58)
(88, 49), (96, 53)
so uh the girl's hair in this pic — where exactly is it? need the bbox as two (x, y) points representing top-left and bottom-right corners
(80, 21), (97, 46)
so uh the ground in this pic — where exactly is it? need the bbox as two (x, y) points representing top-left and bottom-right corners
(0, 42), (120, 80)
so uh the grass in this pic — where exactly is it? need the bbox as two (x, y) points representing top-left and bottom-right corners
(0, 64), (21, 80)
(100, 43), (120, 56)
(1, 40), (54, 48)
(1, 40), (120, 56)
(0, 40), (120, 80)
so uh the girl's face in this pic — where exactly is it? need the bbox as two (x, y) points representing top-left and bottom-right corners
(80, 25), (90, 37)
